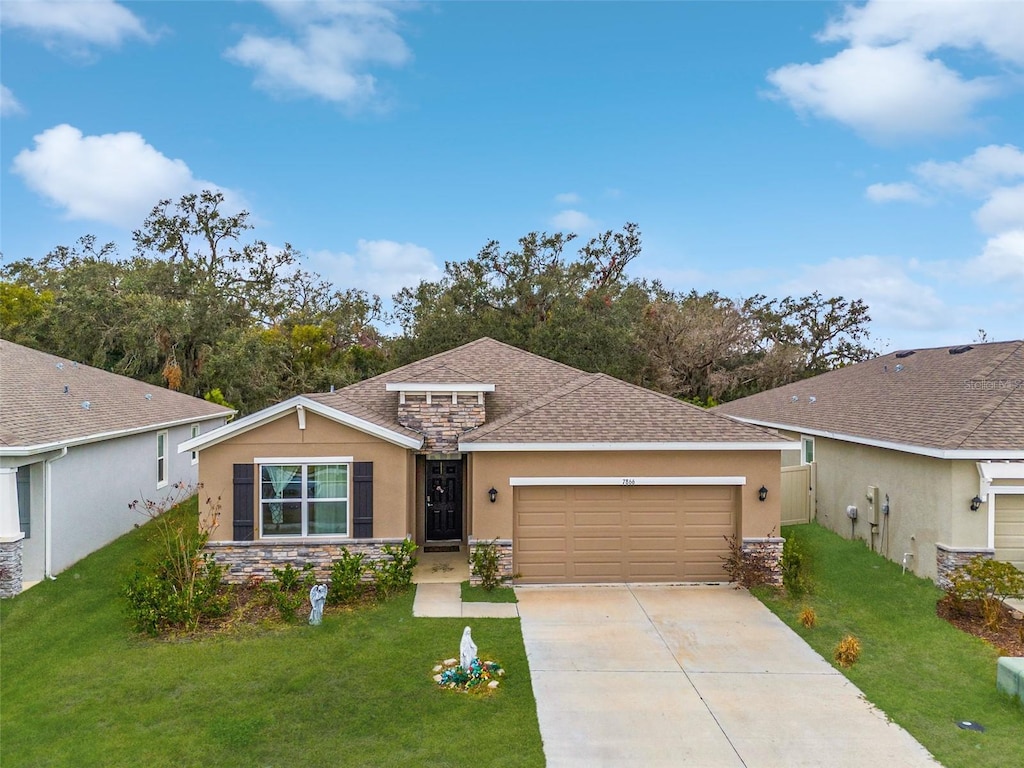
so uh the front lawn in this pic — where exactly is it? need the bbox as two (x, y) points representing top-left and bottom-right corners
(0, 504), (544, 768)
(756, 524), (1023, 768)
(461, 581), (518, 603)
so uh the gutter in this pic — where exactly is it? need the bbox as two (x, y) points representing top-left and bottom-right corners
(44, 447), (68, 580)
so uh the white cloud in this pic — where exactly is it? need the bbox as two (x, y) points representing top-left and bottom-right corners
(768, 1), (1022, 140)
(225, 1), (411, 105)
(11, 124), (232, 228)
(1, 84), (25, 116)
(969, 230), (1024, 282)
(865, 181), (924, 203)
(550, 209), (597, 232)
(0, 0), (153, 49)
(784, 255), (948, 332)
(974, 185), (1024, 234)
(554, 192), (581, 205)
(767, 44), (995, 140)
(913, 144), (1024, 194)
(309, 239), (441, 299)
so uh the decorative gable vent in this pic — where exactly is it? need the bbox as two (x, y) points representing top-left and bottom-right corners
(387, 382), (495, 453)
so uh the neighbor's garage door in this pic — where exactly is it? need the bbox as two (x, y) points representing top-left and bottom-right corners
(994, 494), (1024, 571)
(515, 484), (737, 583)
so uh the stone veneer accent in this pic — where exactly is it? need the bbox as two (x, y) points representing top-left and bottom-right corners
(468, 538), (514, 586)
(935, 543), (994, 590)
(397, 394), (485, 453)
(0, 538), (24, 598)
(741, 536), (784, 586)
(206, 538), (409, 584)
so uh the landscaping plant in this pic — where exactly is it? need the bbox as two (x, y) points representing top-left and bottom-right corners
(262, 563), (316, 622)
(946, 555), (1024, 630)
(122, 485), (229, 635)
(372, 539), (418, 598)
(328, 548), (367, 605)
(720, 531), (778, 588)
(781, 535), (813, 597)
(470, 539), (503, 590)
(833, 634), (861, 667)
(799, 606), (817, 629)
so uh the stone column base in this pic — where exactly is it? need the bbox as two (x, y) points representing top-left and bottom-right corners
(935, 543), (993, 591)
(467, 538), (513, 586)
(741, 536), (784, 586)
(0, 536), (25, 598)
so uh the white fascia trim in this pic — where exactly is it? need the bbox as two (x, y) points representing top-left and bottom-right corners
(0, 411), (231, 458)
(460, 441), (797, 452)
(976, 461), (1024, 482)
(723, 417), (1024, 461)
(178, 396), (423, 453)
(510, 476), (747, 487)
(254, 456), (354, 465)
(385, 382), (495, 393)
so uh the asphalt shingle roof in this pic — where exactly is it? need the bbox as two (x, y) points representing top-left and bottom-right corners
(0, 339), (232, 450)
(318, 338), (783, 445)
(713, 340), (1024, 452)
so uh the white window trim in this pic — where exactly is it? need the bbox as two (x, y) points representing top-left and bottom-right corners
(156, 430), (169, 489)
(258, 459), (352, 539)
(801, 435), (815, 465)
(190, 423), (200, 465)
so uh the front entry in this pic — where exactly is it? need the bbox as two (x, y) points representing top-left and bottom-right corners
(425, 459), (463, 541)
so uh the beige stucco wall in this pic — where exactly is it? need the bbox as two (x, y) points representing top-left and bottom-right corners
(468, 450), (782, 541)
(198, 411), (413, 541)
(812, 437), (985, 580)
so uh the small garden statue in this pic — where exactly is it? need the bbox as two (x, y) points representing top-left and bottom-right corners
(460, 625), (477, 670)
(309, 583), (328, 625)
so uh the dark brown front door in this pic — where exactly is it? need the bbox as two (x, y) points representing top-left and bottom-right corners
(426, 460), (463, 541)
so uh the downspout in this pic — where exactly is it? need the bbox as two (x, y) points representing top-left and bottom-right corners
(44, 447), (68, 580)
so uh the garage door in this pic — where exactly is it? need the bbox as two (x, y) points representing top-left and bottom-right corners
(514, 484), (737, 583)
(995, 494), (1024, 571)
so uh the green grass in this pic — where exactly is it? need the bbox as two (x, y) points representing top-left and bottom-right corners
(756, 523), (1023, 768)
(0, 502), (544, 768)
(460, 581), (518, 603)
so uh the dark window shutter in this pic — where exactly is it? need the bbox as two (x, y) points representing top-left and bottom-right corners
(233, 464), (255, 541)
(353, 462), (373, 538)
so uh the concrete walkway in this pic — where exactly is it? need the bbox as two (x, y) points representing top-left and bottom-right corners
(517, 584), (941, 768)
(413, 582), (520, 618)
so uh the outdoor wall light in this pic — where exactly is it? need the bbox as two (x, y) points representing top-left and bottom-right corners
(488, 487), (498, 503)
(758, 485), (768, 502)
(970, 495), (983, 512)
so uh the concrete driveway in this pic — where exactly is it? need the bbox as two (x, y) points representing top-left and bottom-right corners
(516, 584), (940, 768)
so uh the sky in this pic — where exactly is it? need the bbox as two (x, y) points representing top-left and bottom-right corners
(1, 0), (1022, 351)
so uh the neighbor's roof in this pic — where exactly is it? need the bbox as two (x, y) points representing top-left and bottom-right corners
(714, 340), (1024, 458)
(313, 337), (787, 449)
(0, 339), (232, 455)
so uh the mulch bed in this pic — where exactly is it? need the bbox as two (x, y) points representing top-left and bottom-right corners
(936, 596), (1024, 656)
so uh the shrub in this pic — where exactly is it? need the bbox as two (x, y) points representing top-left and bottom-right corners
(263, 563), (316, 622)
(834, 635), (861, 668)
(720, 532), (777, 588)
(373, 539), (418, 599)
(122, 485), (229, 636)
(781, 536), (813, 598)
(799, 606), (817, 629)
(329, 549), (367, 605)
(947, 556), (1024, 630)
(471, 539), (502, 591)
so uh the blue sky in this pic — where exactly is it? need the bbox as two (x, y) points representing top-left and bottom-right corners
(2, 0), (1022, 351)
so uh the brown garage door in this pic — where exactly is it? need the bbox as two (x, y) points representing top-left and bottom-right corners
(514, 484), (737, 583)
(995, 494), (1024, 571)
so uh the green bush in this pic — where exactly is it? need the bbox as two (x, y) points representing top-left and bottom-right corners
(329, 548), (367, 605)
(122, 489), (229, 636)
(947, 555), (1024, 629)
(781, 535), (813, 598)
(471, 539), (503, 591)
(373, 539), (418, 599)
(263, 563), (316, 622)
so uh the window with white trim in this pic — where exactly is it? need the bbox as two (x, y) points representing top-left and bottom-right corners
(259, 462), (349, 537)
(190, 423), (200, 465)
(157, 430), (169, 488)
(801, 435), (815, 465)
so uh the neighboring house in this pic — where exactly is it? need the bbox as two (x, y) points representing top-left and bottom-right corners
(714, 340), (1024, 585)
(0, 340), (232, 596)
(180, 337), (793, 585)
